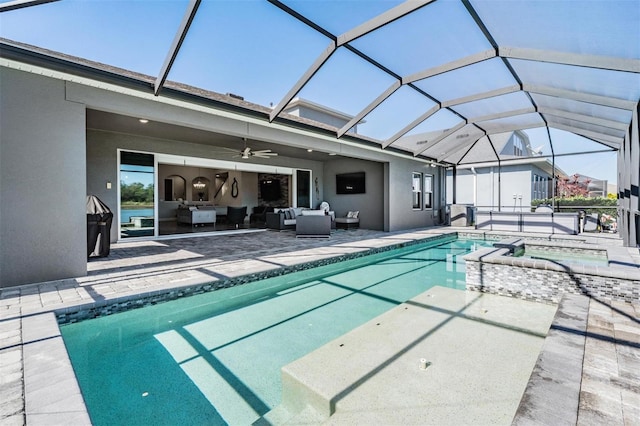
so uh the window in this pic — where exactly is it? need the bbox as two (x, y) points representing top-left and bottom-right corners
(295, 169), (311, 208)
(532, 174), (549, 200)
(412, 172), (422, 209)
(513, 133), (524, 156)
(424, 174), (433, 209)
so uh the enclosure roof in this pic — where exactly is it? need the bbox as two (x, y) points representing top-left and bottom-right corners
(1, 0), (638, 166)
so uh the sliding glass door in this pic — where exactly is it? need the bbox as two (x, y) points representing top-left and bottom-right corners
(119, 151), (155, 238)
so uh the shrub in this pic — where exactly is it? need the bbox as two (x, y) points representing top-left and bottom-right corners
(531, 196), (617, 218)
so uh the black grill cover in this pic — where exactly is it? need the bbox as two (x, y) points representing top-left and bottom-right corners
(87, 195), (113, 258)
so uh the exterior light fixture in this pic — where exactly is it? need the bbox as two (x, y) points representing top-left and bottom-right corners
(307, 149), (313, 152)
(139, 118), (149, 124)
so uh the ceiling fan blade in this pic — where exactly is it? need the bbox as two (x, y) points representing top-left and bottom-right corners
(254, 152), (278, 158)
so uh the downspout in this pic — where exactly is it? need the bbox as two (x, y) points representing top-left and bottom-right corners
(486, 135), (501, 212)
(497, 159), (502, 212)
(470, 167), (477, 207)
(547, 127), (556, 212)
(452, 166), (457, 205)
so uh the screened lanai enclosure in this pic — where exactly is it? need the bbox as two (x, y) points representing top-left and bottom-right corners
(1, 0), (639, 246)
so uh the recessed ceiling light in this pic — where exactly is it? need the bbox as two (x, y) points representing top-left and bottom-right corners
(139, 119), (149, 124)
(307, 149), (313, 152)
(328, 153), (337, 156)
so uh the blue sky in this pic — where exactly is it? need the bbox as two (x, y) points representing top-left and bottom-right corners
(1, 0), (629, 185)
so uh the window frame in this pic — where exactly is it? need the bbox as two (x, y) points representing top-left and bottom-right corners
(412, 172), (422, 210)
(424, 174), (433, 210)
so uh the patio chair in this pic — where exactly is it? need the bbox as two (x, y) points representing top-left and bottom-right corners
(335, 211), (360, 229)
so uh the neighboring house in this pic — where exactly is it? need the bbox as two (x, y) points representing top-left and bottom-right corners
(572, 173), (609, 198)
(283, 97), (364, 134)
(446, 131), (568, 212)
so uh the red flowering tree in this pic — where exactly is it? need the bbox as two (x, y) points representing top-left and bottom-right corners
(557, 174), (591, 198)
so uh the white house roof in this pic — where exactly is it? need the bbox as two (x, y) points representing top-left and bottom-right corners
(283, 97), (363, 123)
(0, 0), (638, 166)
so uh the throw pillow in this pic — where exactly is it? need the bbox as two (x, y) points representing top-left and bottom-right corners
(284, 209), (292, 220)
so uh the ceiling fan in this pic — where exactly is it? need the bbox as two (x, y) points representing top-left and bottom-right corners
(210, 138), (278, 159)
(234, 146), (278, 159)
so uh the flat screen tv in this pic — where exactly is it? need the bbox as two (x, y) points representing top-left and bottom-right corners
(336, 172), (365, 194)
(260, 179), (281, 201)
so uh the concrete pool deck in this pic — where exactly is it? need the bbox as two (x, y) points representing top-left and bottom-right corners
(1, 227), (639, 425)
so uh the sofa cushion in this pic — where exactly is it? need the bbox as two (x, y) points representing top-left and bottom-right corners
(302, 209), (326, 216)
(283, 219), (297, 226)
(335, 217), (359, 224)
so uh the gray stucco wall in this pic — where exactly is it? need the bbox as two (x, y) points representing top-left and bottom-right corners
(387, 158), (441, 231)
(323, 158), (385, 230)
(1, 68), (87, 287)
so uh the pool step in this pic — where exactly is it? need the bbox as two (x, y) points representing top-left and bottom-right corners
(270, 286), (556, 424)
(492, 237), (524, 254)
(256, 403), (324, 425)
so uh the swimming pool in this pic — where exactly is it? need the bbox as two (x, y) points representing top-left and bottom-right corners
(60, 237), (492, 425)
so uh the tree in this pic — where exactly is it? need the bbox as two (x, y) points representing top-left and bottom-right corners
(557, 174), (591, 198)
(120, 181), (154, 204)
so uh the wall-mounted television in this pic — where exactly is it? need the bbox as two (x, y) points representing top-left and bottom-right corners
(336, 172), (365, 194)
(260, 179), (281, 201)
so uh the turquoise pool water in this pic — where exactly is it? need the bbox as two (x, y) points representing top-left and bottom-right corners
(61, 237), (491, 425)
(519, 250), (608, 267)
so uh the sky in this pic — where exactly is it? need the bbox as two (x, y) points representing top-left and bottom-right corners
(1, 0), (634, 185)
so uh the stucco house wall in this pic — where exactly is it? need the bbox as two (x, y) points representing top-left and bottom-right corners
(1, 67), (87, 287)
(322, 157), (384, 231)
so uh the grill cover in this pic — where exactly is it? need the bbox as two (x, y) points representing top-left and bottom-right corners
(86, 195), (113, 258)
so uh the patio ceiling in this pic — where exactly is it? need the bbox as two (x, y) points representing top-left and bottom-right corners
(1, 0), (638, 166)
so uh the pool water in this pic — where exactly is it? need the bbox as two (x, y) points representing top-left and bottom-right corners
(61, 237), (491, 425)
(519, 250), (608, 267)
